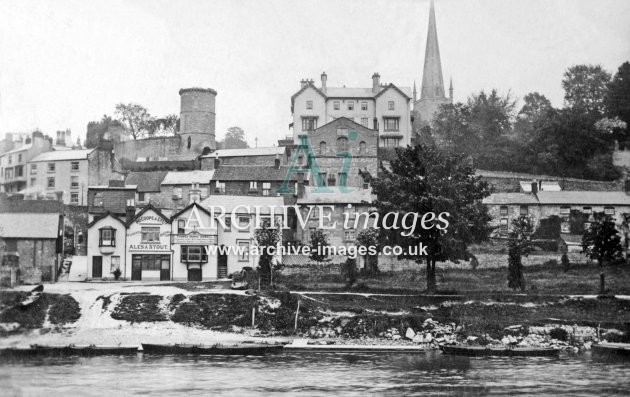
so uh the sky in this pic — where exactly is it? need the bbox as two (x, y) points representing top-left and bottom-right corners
(0, 0), (629, 147)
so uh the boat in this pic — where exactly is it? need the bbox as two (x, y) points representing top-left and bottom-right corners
(141, 343), (283, 355)
(440, 344), (560, 357)
(18, 285), (43, 308)
(591, 342), (630, 358)
(21, 344), (139, 356)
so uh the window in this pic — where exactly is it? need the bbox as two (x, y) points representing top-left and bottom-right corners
(215, 180), (225, 193)
(71, 161), (79, 171)
(500, 218), (508, 233)
(93, 193), (104, 207)
(500, 206), (508, 216)
(317, 172), (327, 186)
(135, 254), (169, 271)
(30, 164), (37, 174)
(344, 228), (356, 241)
(361, 101), (368, 111)
(319, 141), (327, 155)
(111, 256), (120, 273)
(224, 218), (232, 232)
(333, 101), (340, 110)
(71, 176), (79, 189)
(173, 187), (183, 199)
(347, 102), (354, 110)
(561, 220), (570, 234)
(199, 187), (208, 198)
(583, 207), (592, 214)
(360, 118), (369, 127)
(604, 207), (615, 215)
(388, 101), (395, 110)
(262, 182), (271, 196)
(560, 206), (570, 215)
(359, 141), (367, 154)
(5, 168), (12, 180)
(301, 117), (317, 131)
(520, 205), (528, 216)
(30, 178), (36, 187)
(383, 117), (399, 131)
(238, 216), (249, 232)
(336, 137), (349, 152)
(141, 227), (161, 243)
(181, 246), (208, 263)
(138, 192), (145, 202)
(99, 228), (116, 246)
(178, 219), (186, 234)
(8, 155), (12, 164)
(18, 154), (22, 162)
(47, 163), (55, 172)
(187, 136), (191, 149)
(70, 192), (79, 203)
(15, 165), (23, 177)
(338, 172), (348, 187)
(238, 241), (250, 262)
(306, 100), (313, 110)
(47, 177), (55, 189)
(249, 181), (258, 191)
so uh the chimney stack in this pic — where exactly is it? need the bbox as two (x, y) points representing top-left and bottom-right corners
(372, 73), (380, 94)
(531, 181), (538, 195)
(274, 154), (281, 169)
(300, 79), (307, 89)
(213, 152), (220, 170)
(321, 72), (327, 93)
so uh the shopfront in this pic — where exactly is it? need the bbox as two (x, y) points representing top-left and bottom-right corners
(126, 205), (172, 281)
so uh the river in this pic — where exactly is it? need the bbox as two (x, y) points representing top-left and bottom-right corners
(1, 351), (629, 396)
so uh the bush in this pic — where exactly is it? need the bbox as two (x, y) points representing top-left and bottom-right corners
(561, 253), (570, 272)
(543, 259), (559, 267)
(532, 239), (558, 252)
(549, 327), (569, 341)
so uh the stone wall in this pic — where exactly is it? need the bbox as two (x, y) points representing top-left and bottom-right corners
(114, 136), (184, 164)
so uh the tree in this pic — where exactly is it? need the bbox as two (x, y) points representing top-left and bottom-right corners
(114, 103), (155, 140)
(309, 230), (330, 263)
(370, 145), (492, 293)
(519, 92), (553, 121)
(254, 218), (280, 286)
(606, 62), (630, 125)
(507, 216), (534, 291)
(222, 126), (249, 149)
(562, 64), (611, 115)
(148, 114), (179, 136)
(467, 89), (516, 141)
(357, 228), (380, 275)
(582, 214), (623, 295)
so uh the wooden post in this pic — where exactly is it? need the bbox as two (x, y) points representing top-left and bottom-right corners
(251, 307), (256, 327)
(294, 297), (300, 332)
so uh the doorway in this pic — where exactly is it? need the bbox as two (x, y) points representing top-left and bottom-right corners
(188, 267), (202, 281)
(217, 248), (228, 279)
(92, 256), (102, 278)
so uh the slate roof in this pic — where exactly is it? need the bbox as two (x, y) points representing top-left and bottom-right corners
(200, 195), (284, 214)
(200, 147), (285, 159)
(482, 193), (539, 205)
(30, 149), (93, 162)
(125, 171), (168, 192)
(0, 213), (59, 239)
(0, 198), (63, 213)
(1, 143), (32, 156)
(297, 187), (374, 204)
(162, 170), (215, 185)
(536, 191), (630, 206)
(212, 165), (307, 181)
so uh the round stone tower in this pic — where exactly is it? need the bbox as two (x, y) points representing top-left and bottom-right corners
(178, 87), (217, 154)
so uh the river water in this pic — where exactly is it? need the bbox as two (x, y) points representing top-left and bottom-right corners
(1, 351), (629, 396)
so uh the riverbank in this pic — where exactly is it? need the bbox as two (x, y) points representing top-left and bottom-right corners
(1, 282), (629, 350)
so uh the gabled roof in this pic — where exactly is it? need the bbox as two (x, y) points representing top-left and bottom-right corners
(200, 146), (285, 159)
(200, 195), (284, 214)
(170, 201), (213, 221)
(126, 204), (170, 226)
(290, 83), (327, 112)
(125, 171), (168, 192)
(374, 83), (411, 100)
(162, 170), (215, 185)
(482, 193), (539, 205)
(0, 213), (59, 238)
(213, 165), (305, 181)
(310, 116), (376, 135)
(30, 149), (94, 162)
(536, 191), (630, 206)
(88, 211), (127, 228)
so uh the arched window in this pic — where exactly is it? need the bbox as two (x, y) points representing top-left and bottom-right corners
(187, 136), (192, 149)
(319, 141), (327, 155)
(336, 137), (348, 152)
(359, 141), (366, 154)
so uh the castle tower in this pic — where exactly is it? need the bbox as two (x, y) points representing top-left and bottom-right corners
(414, 0), (452, 128)
(178, 88), (217, 154)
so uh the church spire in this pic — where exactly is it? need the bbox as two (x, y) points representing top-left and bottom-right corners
(420, 0), (445, 100)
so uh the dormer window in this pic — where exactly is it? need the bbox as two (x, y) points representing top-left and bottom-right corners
(99, 228), (116, 247)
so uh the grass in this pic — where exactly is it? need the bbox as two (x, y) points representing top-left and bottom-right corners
(0, 292), (81, 335)
(276, 261), (630, 296)
(111, 294), (168, 322)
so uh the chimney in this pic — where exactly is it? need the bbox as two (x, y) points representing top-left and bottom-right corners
(531, 181), (538, 195)
(214, 152), (220, 170)
(372, 73), (380, 94)
(300, 79), (307, 88)
(274, 154), (281, 169)
(373, 117), (379, 131)
(126, 205), (136, 223)
(321, 72), (327, 93)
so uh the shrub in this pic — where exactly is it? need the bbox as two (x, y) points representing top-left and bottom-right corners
(561, 253), (570, 272)
(549, 327), (569, 341)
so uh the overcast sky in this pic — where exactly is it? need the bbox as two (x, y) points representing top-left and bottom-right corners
(0, 0), (629, 147)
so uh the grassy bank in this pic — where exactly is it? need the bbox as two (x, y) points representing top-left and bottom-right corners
(0, 292), (81, 335)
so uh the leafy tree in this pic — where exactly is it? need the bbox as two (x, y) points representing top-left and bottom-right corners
(148, 114), (179, 136)
(507, 216), (534, 291)
(467, 89), (516, 141)
(582, 214), (623, 294)
(357, 227), (380, 275)
(370, 145), (492, 293)
(606, 62), (630, 125)
(114, 103), (154, 140)
(309, 229), (330, 263)
(222, 126), (249, 149)
(562, 64), (611, 115)
(254, 218), (281, 286)
(519, 92), (553, 121)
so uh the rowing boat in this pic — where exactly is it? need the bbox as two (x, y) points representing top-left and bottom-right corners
(141, 343), (283, 355)
(440, 344), (560, 357)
